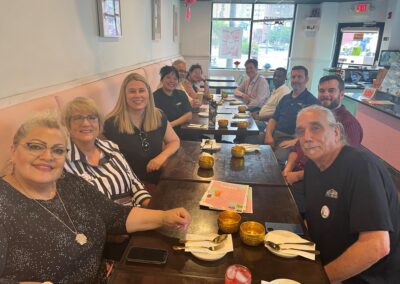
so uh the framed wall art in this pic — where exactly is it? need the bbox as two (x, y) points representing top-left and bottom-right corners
(173, 4), (178, 42)
(152, 0), (161, 40)
(97, 0), (121, 38)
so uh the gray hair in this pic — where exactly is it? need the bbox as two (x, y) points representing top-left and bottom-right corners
(297, 105), (347, 145)
(13, 111), (68, 146)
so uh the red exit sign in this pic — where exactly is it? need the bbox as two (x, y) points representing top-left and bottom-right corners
(355, 3), (369, 13)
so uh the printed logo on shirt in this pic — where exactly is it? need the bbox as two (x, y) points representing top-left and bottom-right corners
(325, 188), (338, 199)
(321, 205), (330, 219)
(176, 102), (182, 106)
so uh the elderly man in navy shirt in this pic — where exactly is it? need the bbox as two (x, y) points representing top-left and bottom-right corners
(264, 65), (317, 167)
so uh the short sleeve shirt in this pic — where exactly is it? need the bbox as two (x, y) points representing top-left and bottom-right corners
(272, 89), (317, 135)
(304, 146), (400, 282)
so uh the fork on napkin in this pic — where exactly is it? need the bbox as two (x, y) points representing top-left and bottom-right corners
(201, 139), (220, 150)
(265, 235), (316, 260)
(234, 113), (250, 118)
(236, 144), (260, 152)
(184, 233), (233, 255)
(187, 124), (208, 129)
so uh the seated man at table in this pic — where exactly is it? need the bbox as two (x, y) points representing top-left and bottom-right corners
(296, 105), (400, 283)
(234, 59), (270, 111)
(252, 67), (290, 130)
(264, 65), (317, 167)
(283, 75), (363, 212)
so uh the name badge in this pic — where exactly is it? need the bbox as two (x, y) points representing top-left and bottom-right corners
(325, 188), (338, 199)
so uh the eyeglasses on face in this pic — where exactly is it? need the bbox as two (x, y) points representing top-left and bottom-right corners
(138, 131), (150, 152)
(21, 142), (69, 158)
(71, 114), (98, 123)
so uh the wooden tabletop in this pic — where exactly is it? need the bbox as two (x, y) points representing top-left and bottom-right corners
(208, 81), (237, 89)
(181, 113), (259, 136)
(160, 141), (286, 186)
(207, 75), (236, 82)
(109, 181), (329, 284)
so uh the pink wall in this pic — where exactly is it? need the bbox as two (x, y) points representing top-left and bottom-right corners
(356, 104), (400, 170)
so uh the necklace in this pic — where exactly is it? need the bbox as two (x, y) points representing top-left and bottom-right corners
(12, 176), (88, 246)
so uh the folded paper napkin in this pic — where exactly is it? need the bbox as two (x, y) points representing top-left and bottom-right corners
(201, 139), (221, 150)
(187, 124), (208, 129)
(234, 113), (250, 118)
(237, 144), (260, 152)
(277, 242), (316, 260)
(184, 233), (233, 255)
(265, 233), (316, 261)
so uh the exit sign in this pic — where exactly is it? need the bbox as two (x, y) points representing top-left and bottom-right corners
(355, 3), (369, 13)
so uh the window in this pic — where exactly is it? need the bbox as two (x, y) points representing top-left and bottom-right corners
(332, 23), (385, 67)
(210, 3), (295, 69)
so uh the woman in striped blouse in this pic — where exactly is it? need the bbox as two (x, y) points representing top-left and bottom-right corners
(63, 97), (151, 207)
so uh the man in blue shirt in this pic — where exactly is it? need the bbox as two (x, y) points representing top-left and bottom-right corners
(264, 66), (317, 167)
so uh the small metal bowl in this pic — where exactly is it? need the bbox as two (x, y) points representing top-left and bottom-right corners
(238, 105), (247, 113)
(218, 211), (241, 234)
(198, 155), (214, 169)
(237, 121), (249, 129)
(218, 119), (229, 128)
(231, 145), (246, 158)
(240, 221), (265, 246)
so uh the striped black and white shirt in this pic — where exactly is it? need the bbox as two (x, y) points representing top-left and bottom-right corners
(64, 138), (151, 206)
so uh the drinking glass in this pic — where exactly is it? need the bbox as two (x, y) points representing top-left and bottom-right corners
(225, 264), (251, 284)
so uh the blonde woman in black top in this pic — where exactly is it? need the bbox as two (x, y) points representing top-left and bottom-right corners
(104, 73), (180, 184)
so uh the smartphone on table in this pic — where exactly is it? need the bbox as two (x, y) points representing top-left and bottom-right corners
(126, 246), (168, 265)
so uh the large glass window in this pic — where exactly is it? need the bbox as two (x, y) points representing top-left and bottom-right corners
(332, 23), (385, 67)
(210, 3), (295, 69)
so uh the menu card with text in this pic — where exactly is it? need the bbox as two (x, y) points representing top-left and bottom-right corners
(199, 181), (252, 213)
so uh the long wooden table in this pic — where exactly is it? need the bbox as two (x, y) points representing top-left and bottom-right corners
(109, 180), (329, 283)
(181, 113), (259, 137)
(208, 81), (237, 94)
(207, 75), (236, 83)
(160, 141), (286, 186)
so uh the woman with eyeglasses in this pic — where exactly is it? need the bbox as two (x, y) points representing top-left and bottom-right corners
(0, 112), (190, 283)
(182, 63), (210, 100)
(103, 73), (180, 185)
(63, 96), (151, 207)
(153, 66), (192, 137)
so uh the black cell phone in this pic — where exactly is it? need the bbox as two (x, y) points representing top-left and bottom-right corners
(126, 247), (168, 265)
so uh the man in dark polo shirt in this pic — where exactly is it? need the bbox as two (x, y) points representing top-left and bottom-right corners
(297, 105), (399, 283)
(264, 65), (317, 167)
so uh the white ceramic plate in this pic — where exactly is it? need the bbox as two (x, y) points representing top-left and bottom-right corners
(191, 250), (227, 261)
(264, 230), (305, 258)
(198, 112), (209, 118)
(270, 279), (301, 284)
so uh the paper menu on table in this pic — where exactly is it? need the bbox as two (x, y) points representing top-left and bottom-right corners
(199, 181), (250, 212)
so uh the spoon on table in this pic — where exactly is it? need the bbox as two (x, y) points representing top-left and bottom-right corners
(179, 234), (228, 244)
(173, 243), (225, 251)
(265, 241), (320, 255)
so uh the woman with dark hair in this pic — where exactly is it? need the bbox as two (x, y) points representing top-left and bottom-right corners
(182, 64), (210, 100)
(153, 66), (192, 136)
